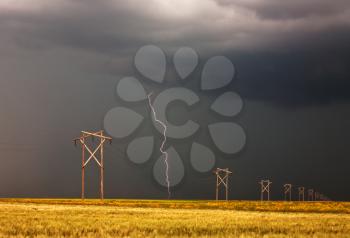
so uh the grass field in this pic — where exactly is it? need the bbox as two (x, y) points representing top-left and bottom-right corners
(0, 199), (349, 237)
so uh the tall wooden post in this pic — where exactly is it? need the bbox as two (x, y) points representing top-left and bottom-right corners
(100, 131), (104, 200)
(216, 174), (219, 201)
(214, 168), (232, 201)
(81, 137), (85, 199)
(226, 173), (229, 201)
(74, 130), (112, 200)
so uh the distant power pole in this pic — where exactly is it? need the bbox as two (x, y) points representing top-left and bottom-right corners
(214, 168), (232, 201)
(307, 189), (314, 201)
(298, 187), (305, 201)
(259, 180), (272, 201)
(283, 184), (292, 201)
(315, 192), (320, 201)
(73, 130), (112, 199)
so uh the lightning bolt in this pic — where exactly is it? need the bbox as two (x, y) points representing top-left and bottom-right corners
(147, 92), (171, 199)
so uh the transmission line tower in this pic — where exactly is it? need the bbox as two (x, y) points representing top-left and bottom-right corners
(283, 184), (292, 201)
(298, 187), (305, 201)
(214, 168), (232, 201)
(307, 189), (314, 201)
(259, 180), (272, 201)
(73, 130), (112, 199)
(315, 192), (320, 201)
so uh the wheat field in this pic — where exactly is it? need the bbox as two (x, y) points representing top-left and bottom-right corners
(0, 199), (349, 237)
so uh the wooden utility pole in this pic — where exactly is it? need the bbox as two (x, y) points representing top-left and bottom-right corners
(307, 189), (314, 201)
(214, 168), (232, 201)
(283, 184), (292, 201)
(298, 187), (305, 201)
(259, 180), (272, 201)
(73, 130), (112, 199)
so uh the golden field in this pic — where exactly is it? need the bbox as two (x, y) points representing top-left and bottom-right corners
(0, 199), (349, 237)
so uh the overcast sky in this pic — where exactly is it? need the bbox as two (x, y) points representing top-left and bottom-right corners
(0, 0), (349, 200)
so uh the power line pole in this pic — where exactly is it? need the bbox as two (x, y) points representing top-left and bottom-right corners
(307, 189), (314, 201)
(259, 180), (272, 201)
(315, 192), (320, 201)
(214, 168), (232, 201)
(298, 187), (305, 201)
(73, 130), (112, 199)
(283, 184), (292, 201)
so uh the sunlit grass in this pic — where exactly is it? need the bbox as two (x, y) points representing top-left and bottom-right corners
(0, 199), (349, 237)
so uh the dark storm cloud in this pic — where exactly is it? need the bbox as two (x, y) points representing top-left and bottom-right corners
(0, 1), (148, 54)
(230, 49), (350, 106)
(216, 0), (350, 20)
(1, 0), (349, 105)
(1, 0), (350, 53)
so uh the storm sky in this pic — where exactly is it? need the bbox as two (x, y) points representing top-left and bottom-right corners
(0, 0), (349, 200)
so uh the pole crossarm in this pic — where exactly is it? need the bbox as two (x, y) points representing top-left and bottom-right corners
(73, 130), (111, 200)
(73, 130), (112, 143)
(214, 168), (232, 174)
